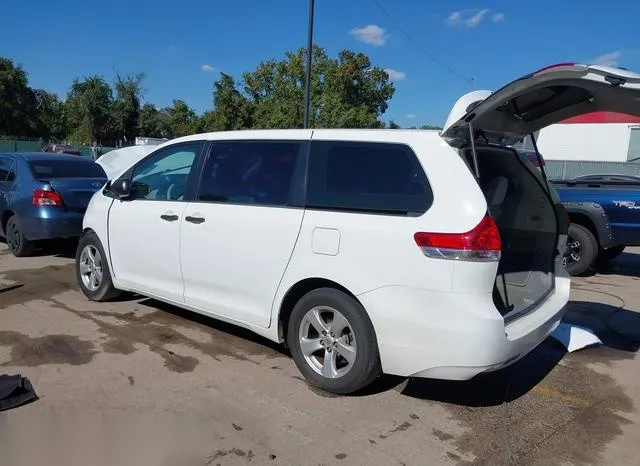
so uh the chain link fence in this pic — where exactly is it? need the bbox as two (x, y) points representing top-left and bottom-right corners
(545, 160), (640, 180)
(0, 140), (42, 153)
(0, 140), (117, 158)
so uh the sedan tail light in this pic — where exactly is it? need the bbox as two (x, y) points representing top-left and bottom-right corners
(33, 189), (63, 206)
(414, 215), (502, 262)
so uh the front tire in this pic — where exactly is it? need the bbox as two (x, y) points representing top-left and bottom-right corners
(563, 223), (598, 276)
(75, 231), (121, 301)
(287, 288), (381, 395)
(5, 216), (33, 257)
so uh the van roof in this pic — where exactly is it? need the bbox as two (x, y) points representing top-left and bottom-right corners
(161, 128), (442, 147)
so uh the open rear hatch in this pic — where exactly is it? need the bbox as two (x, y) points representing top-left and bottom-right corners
(442, 63), (640, 320)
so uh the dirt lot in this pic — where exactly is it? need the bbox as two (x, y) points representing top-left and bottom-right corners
(0, 242), (639, 466)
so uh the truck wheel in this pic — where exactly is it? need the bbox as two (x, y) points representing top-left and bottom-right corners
(287, 288), (381, 395)
(563, 224), (598, 276)
(597, 245), (625, 264)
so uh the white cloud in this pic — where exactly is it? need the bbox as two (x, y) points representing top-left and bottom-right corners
(446, 9), (490, 28)
(384, 68), (406, 81)
(350, 24), (388, 46)
(492, 12), (505, 23)
(406, 114), (418, 120)
(589, 51), (621, 67)
(201, 64), (216, 72)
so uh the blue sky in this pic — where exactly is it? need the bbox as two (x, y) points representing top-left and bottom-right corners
(2, 0), (637, 126)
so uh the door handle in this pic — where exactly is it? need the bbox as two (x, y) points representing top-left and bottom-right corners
(185, 215), (205, 224)
(160, 214), (179, 222)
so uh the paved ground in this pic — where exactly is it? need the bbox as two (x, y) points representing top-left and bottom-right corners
(0, 242), (639, 466)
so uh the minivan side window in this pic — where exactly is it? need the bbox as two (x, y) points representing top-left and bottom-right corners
(129, 143), (201, 201)
(197, 141), (304, 207)
(306, 141), (433, 215)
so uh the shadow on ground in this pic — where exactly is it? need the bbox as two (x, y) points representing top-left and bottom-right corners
(595, 251), (640, 278)
(563, 301), (640, 353)
(137, 298), (288, 357)
(0, 237), (77, 259)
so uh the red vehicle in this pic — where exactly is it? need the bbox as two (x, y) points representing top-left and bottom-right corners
(48, 144), (82, 156)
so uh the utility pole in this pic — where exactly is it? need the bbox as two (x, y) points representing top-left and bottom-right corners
(303, 0), (315, 129)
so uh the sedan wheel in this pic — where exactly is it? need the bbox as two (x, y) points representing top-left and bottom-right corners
(5, 216), (33, 257)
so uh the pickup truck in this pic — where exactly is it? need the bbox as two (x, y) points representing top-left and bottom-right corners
(551, 175), (640, 275)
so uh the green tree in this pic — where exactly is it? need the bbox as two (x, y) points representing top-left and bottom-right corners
(0, 58), (38, 137)
(208, 73), (253, 131)
(111, 72), (145, 145)
(33, 89), (67, 141)
(65, 76), (113, 145)
(138, 103), (172, 138)
(242, 45), (394, 129)
(164, 99), (196, 137)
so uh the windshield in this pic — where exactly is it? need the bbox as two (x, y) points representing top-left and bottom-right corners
(28, 160), (107, 179)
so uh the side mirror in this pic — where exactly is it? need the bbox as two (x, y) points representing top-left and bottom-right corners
(110, 178), (131, 199)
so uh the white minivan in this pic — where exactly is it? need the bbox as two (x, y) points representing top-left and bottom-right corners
(76, 64), (640, 394)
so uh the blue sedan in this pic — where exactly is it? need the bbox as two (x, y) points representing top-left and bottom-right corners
(0, 152), (108, 256)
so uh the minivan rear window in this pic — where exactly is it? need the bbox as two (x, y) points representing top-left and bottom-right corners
(306, 141), (432, 215)
(28, 160), (106, 180)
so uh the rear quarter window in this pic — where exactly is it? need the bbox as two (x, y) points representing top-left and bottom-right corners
(28, 160), (106, 179)
(306, 141), (433, 216)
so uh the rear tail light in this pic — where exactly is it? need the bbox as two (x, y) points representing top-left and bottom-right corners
(33, 188), (63, 206)
(414, 215), (501, 262)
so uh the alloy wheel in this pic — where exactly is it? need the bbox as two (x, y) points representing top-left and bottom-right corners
(79, 245), (104, 291)
(298, 306), (357, 379)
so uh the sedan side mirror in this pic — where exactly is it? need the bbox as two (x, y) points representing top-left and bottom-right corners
(110, 178), (131, 199)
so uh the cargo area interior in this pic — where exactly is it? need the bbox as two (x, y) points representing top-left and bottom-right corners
(462, 145), (559, 319)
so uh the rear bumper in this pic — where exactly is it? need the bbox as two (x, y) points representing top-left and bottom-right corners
(20, 210), (85, 241)
(357, 272), (571, 380)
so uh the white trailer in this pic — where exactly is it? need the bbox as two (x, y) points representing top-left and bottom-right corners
(534, 112), (640, 162)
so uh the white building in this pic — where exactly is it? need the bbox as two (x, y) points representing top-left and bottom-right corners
(535, 112), (640, 162)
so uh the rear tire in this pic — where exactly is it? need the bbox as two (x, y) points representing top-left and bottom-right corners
(287, 288), (381, 395)
(563, 223), (598, 276)
(5, 216), (33, 257)
(75, 231), (121, 301)
(597, 245), (625, 264)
